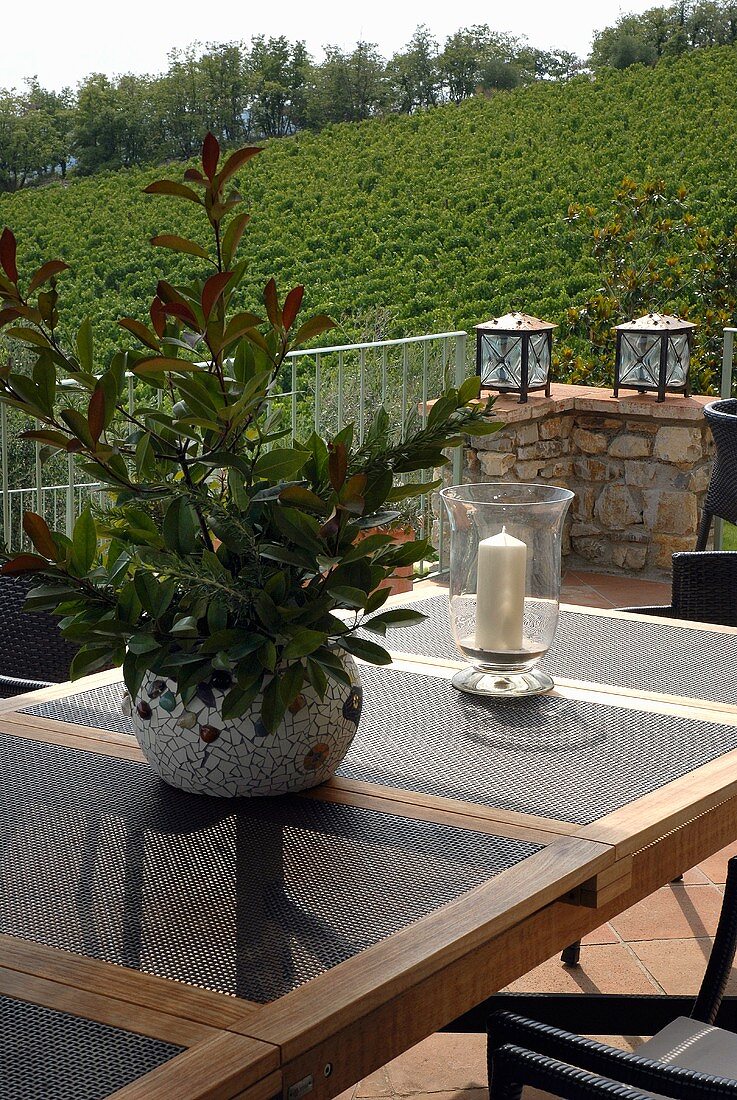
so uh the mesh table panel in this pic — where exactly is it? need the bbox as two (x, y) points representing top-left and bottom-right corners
(0, 994), (182, 1100)
(340, 665), (737, 824)
(0, 732), (538, 1003)
(17, 657), (737, 825)
(357, 595), (737, 706)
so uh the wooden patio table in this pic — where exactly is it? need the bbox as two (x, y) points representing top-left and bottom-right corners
(1, 599), (737, 1100)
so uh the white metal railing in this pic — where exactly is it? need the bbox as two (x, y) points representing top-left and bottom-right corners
(1, 331), (468, 567)
(713, 327), (737, 550)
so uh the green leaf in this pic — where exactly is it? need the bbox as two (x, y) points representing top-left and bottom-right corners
(60, 408), (94, 447)
(279, 662), (304, 708)
(135, 433), (156, 480)
(150, 234), (210, 260)
(282, 629), (327, 660)
(260, 675), (286, 733)
(254, 448), (309, 482)
(305, 657), (327, 699)
(76, 319), (93, 372)
(222, 681), (261, 720)
(128, 633), (161, 654)
(70, 644), (112, 680)
(327, 584), (367, 609)
(171, 615), (199, 637)
(162, 497), (198, 555)
(458, 375), (482, 405)
(362, 608), (426, 636)
(222, 212), (251, 267)
(337, 636), (392, 664)
(71, 507), (97, 574)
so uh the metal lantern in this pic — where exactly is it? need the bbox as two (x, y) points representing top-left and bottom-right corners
(475, 312), (556, 404)
(614, 313), (696, 403)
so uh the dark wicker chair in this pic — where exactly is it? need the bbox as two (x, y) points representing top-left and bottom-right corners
(697, 399), (737, 550)
(0, 575), (79, 698)
(488, 857), (737, 1099)
(620, 550), (737, 627)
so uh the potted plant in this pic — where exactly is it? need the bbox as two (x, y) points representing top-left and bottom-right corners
(0, 133), (499, 798)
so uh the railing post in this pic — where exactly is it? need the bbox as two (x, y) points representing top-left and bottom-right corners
(65, 453), (75, 537)
(713, 328), (737, 549)
(1, 403), (8, 546)
(452, 332), (467, 486)
(721, 328), (736, 399)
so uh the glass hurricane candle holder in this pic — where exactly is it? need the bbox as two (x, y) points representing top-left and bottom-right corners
(440, 483), (574, 697)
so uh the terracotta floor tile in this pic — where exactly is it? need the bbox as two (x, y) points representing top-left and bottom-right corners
(673, 867), (709, 885)
(375, 1033), (487, 1095)
(610, 884), (724, 942)
(561, 588), (614, 609)
(354, 1067), (393, 1098)
(504, 943), (659, 995)
(698, 841), (737, 884)
(395, 1092), (488, 1100)
(581, 922), (619, 945)
(628, 937), (737, 996)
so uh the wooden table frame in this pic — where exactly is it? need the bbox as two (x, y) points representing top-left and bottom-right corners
(2, 605), (737, 1100)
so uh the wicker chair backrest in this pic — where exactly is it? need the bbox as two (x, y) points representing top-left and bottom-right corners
(671, 551), (737, 627)
(0, 576), (78, 682)
(704, 400), (737, 526)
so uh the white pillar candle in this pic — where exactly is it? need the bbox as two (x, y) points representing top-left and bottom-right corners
(475, 526), (527, 652)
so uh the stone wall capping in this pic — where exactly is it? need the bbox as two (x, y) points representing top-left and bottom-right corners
(485, 383), (711, 423)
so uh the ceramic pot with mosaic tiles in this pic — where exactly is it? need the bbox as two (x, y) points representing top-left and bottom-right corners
(123, 658), (363, 798)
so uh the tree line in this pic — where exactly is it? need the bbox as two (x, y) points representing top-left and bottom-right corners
(2, 1), (737, 192)
(0, 25), (580, 190)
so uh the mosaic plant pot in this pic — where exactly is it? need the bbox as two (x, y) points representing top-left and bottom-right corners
(123, 657), (362, 798)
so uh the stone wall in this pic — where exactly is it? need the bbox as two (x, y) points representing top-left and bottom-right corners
(464, 384), (714, 576)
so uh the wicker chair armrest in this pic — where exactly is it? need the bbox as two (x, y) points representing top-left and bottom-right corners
(488, 1012), (737, 1100)
(616, 605), (674, 617)
(490, 1043), (655, 1100)
(0, 675), (52, 699)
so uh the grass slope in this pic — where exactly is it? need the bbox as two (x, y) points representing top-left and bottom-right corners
(2, 47), (737, 362)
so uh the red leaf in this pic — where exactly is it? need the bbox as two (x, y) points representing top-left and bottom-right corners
(201, 272), (233, 321)
(88, 387), (106, 443)
(0, 307), (20, 326)
(143, 180), (201, 204)
(164, 301), (199, 328)
(27, 260), (69, 296)
(202, 132), (220, 180)
(263, 278), (281, 327)
(282, 286), (304, 331)
(216, 146), (261, 188)
(118, 317), (161, 351)
(150, 297), (166, 337)
(22, 512), (57, 559)
(293, 314), (337, 348)
(1, 554), (50, 575)
(0, 227), (18, 283)
(183, 168), (207, 184)
(328, 442), (348, 492)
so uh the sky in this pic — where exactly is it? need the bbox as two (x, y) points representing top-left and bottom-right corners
(4, 0), (664, 92)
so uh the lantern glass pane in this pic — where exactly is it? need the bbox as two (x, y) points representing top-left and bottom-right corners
(665, 332), (690, 386)
(618, 333), (661, 387)
(479, 333), (522, 388)
(529, 333), (550, 385)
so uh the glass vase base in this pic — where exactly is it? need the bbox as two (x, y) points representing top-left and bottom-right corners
(451, 665), (555, 698)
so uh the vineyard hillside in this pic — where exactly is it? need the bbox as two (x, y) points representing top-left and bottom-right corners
(2, 46), (737, 363)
